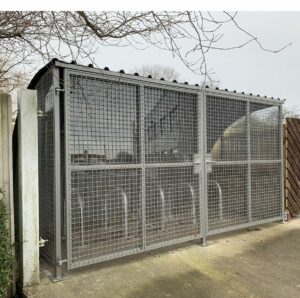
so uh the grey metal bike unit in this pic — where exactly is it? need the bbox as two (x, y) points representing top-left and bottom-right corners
(32, 60), (284, 277)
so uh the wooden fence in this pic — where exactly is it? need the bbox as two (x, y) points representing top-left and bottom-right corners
(284, 118), (300, 217)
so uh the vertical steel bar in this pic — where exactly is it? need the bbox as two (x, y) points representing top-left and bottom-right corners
(53, 68), (62, 279)
(64, 70), (71, 270)
(279, 105), (285, 221)
(199, 90), (207, 245)
(140, 85), (146, 249)
(246, 101), (252, 223)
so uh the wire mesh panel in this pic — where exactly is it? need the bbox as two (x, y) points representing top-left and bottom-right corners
(207, 165), (248, 231)
(206, 93), (282, 234)
(251, 164), (282, 221)
(250, 103), (282, 221)
(70, 169), (142, 265)
(145, 166), (200, 246)
(144, 87), (198, 163)
(206, 96), (247, 161)
(36, 70), (56, 266)
(68, 73), (140, 165)
(250, 103), (280, 160)
(206, 95), (248, 233)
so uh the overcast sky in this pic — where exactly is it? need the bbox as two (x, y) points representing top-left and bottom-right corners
(93, 12), (300, 112)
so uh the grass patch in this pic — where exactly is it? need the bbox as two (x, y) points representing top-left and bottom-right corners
(0, 189), (13, 298)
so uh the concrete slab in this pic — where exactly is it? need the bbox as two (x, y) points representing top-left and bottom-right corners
(25, 218), (300, 298)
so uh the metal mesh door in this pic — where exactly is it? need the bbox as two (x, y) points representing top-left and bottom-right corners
(144, 87), (201, 248)
(65, 72), (142, 268)
(64, 70), (202, 269)
(205, 93), (283, 235)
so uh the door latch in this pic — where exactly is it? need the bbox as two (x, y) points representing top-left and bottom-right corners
(193, 154), (201, 174)
(206, 153), (216, 174)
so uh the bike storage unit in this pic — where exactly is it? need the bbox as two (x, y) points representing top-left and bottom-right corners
(29, 59), (284, 279)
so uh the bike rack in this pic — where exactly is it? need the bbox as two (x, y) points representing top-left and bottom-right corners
(77, 193), (85, 246)
(209, 180), (223, 220)
(159, 183), (196, 230)
(159, 188), (166, 230)
(104, 188), (128, 238)
(186, 183), (196, 225)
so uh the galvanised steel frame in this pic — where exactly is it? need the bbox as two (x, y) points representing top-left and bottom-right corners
(35, 61), (284, 279)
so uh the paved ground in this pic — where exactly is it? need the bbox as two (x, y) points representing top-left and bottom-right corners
(25, 218), (300, 298)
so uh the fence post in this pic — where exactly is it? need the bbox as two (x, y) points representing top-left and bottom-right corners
(18, 90), (39, 288)
(0, 93), (15, 296)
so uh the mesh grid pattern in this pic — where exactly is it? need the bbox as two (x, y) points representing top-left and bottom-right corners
(250, 103), (280, 160)
(68, 74), (140, 165)
(206, 94), (282, 234)
(70, 169), (142, 263)
(144, 87), (197, 163)
(36, 70), (56, 265)
(207, 165), (248, 231)
(146, 167), (200, 245)
(251, 164), (282, 221)
(206, 96), (247, 161)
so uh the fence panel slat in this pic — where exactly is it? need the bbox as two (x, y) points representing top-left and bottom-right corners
(285, 118), (300, 216)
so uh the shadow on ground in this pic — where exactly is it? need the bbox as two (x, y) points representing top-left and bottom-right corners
(29, 220), (300, 298)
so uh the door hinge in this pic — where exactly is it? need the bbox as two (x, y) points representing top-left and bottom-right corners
(57, 259), (67, 266)
(37, 110), (45, 117)
(39, 237), (48, 247)
(55, 87), (65, 95)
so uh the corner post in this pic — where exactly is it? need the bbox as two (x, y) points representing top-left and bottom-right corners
(18, 90), (39, 288)
(53, 68), (63, 279)
(199, 90), (207, 246)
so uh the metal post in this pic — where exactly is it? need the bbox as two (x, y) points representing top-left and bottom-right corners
(64, 70), (72, 271)
(199, 90), (207, 245)
(246, 101), (252, 223)
(53, 68), (62, 279)
(279, 105), (285, 222)
(140, 85), (146, 249)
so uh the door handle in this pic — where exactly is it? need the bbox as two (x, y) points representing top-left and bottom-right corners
(206, 160), (217, 164)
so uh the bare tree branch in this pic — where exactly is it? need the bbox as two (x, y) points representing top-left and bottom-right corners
(0, 11), (291, 92)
